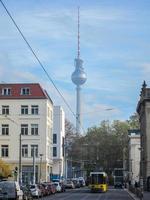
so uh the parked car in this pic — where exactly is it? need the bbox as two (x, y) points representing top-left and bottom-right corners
(59, 182), (66, 192)
(29, 184), (42, 198)
(21, 186), (33, 200)
(48, 183), (56, 194)
(0, 180), (23, 200)
(78, 177), (86, 187)
(37, 184), (47, 196)
(65, 180), (75, 189)
(54, 182), (62, 192)
(41, 183), (50, 196)
(72, 178), (80, 188)
(114, 182), (123, 188)
(41, 182), (56, 195)
(52, 179), (60, 183)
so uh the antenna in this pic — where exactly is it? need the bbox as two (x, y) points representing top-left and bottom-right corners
(77, 6), (80, 59)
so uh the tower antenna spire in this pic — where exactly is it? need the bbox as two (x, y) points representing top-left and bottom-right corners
(77, 6), (80, 59)
(72, 6), (87, 134)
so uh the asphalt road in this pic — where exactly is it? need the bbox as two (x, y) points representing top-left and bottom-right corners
(41, 187), (133, 200)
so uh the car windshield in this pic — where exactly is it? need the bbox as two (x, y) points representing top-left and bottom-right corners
(0, 182), (15, 193)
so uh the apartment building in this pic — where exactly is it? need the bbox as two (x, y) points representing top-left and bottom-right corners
(53, 106), (65, 179)
(0, 83), (53, 184)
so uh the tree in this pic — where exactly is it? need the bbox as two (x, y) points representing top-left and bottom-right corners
(68, 113), (140, 177)
(0, 159), (12, 179)
(127, 113), (140, 129)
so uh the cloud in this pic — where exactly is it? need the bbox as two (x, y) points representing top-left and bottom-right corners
(0, 0), (149, 131)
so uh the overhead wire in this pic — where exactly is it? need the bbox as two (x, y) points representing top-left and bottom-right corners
(0, 0), (86, 134)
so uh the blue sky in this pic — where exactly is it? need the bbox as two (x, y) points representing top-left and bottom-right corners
(0, 0), (150, 132)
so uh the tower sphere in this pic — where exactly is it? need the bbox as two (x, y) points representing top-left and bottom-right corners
(71, 58), (87, 86)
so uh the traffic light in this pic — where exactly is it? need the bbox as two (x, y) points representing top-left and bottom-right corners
(14, 166), (18, 175)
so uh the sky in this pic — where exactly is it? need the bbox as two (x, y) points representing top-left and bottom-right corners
(0, 0), (150, 132)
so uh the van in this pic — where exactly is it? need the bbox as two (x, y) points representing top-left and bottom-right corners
(0, 180), (23, 199)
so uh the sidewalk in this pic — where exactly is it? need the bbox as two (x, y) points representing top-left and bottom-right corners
(127, 189), (150, 200)
(126, 189), (140, 200)
(144, 191), (150, 200)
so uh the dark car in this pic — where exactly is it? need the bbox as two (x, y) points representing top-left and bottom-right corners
(37, 184), (47, 196)
(41, 182), (56, 195)
(72, 179), (80, 188)
(114, 182), (123, 188)
(49, 183), (56, 194)
(59, 182), (66, 192)
(21, 186), (33, 200)
(0, 181), (23, 200)
(41, 183), (50, 196)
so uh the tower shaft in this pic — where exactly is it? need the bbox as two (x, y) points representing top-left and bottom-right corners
(76, 85), (81, 134)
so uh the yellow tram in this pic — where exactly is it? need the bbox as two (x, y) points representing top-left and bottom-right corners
(89, 172), (108, 192)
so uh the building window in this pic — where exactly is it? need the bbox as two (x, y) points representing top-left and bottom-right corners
(31, 145), (38, 157)
(2, 124), (9, 135)
(1, 145), (8, 157)
(21, 88), (30, 95)
(50, 110), (53, 120)
(21, 105), (28, 115)
(22, 145), (28, 157)
(48, 107), (50, 118)
(21, 124), (28, 135)
(2, 88), (11, 96)
(53, 147), (57, 157)
(2, 106), (9, 115)
(31, 105), (38, 115)
(53, 134), (57, 144)
(31, 124), (38, 135)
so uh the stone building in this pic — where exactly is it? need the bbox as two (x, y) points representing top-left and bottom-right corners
(137, 81), (150, 190)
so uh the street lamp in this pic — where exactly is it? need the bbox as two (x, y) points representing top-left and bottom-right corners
(72, 167), (75, 178)
(39, 154), (43, 183)
(19, 133), (22, 185)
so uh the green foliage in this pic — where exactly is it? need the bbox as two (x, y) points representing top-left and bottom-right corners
(0, 159), (12, 178)
(69, 114), (139, 175)
(127, 113), (140, 129)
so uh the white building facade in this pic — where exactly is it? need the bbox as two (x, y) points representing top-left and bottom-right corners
(0, 83), (53, 184)
(128, 130), (141, 185)
(53, 106), (65, 179)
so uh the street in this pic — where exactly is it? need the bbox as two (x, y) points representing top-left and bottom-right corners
(41, 187), (133, 200)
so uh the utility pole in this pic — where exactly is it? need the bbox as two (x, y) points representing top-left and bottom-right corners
(39, 154), (43, 183)
(19, 133), (22, 185)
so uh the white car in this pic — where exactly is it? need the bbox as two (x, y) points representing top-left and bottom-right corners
(29, 184), (42, 197)
(78, 177), (86, 187)
(54, 182), (62, 192)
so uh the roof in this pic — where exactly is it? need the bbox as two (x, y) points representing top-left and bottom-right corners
(0, 83), (53, 103)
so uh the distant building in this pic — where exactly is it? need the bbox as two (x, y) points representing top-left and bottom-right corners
(128, 129), (141, 185)
(137, 81), (150, 190)
(52, 106), (65, 179)
(0, 83), (53, 183)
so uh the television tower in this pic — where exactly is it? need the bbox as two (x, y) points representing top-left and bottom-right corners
(71, 7), (87, 134)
